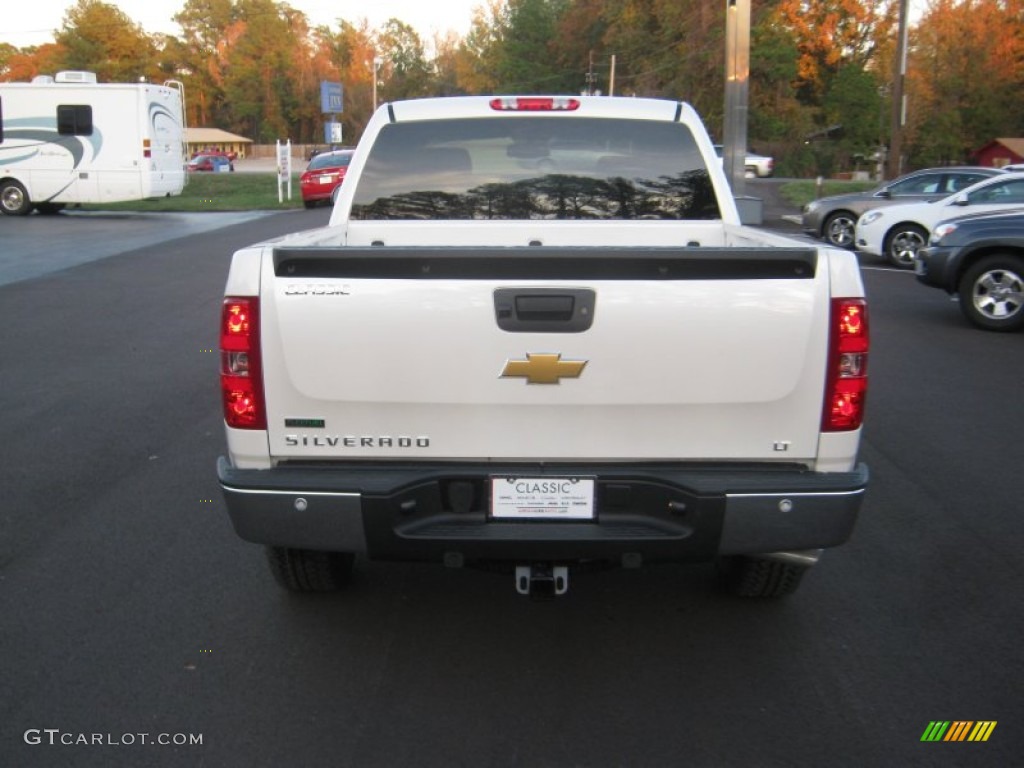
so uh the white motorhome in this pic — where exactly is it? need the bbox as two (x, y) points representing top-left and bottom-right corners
(0, 71), (186, 215)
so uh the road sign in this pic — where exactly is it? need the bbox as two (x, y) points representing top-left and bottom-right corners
(320, 81), (343, 114)
(324, 121), (343, 145)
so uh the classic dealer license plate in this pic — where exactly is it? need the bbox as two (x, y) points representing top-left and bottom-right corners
(490, 477), (595, 520)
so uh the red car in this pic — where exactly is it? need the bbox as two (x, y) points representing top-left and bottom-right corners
(190, 149), (236, 170)
(300, 149), (355, 208)
(187, 154), (232, 172)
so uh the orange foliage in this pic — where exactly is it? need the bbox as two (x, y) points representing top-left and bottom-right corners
(775, 0), (895, 97)
(2, 44), (68, 82)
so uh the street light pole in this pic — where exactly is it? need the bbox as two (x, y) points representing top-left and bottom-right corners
(372, 56), (382, 112)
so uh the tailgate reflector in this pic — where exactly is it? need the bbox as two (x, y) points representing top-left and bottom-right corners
(220, 298), (266, 430)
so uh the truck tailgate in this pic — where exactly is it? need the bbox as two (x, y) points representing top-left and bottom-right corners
(260, 246), (829, 462)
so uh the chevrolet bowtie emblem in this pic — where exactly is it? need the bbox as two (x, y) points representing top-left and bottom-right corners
(501, 353), (587, 384)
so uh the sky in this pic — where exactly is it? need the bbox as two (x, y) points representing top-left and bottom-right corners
(2, 0), (484, 48)
(4, 0), (931, 50)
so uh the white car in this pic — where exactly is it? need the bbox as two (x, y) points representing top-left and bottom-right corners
(712, 144), (774, 177)
(856, 172), (1024, 267)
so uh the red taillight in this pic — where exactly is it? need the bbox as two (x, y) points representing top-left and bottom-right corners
(220, 297), (266, 430)
(489, 97), (580, 112)
(823, 298), (869, 431)
(143, 138), (152, 159)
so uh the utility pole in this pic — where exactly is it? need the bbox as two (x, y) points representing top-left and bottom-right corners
(886, 0), (910, 179)
(722, 0), (751, 196)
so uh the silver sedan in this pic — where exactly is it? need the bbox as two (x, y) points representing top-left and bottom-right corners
(802, 167), (1003, 248)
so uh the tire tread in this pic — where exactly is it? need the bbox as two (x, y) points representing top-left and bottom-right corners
(265, 547), (354, 592)
(720, 556), (807, 598)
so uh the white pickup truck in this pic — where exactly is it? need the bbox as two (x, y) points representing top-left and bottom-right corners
(218, 96), (869, 598)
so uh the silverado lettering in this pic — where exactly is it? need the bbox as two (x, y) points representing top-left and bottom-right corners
(284, 284), (351, 296)
(284, 435), (430, 448)
(218, 95), (870, 599)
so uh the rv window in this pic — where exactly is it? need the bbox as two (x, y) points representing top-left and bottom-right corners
(57, 105), (93, 136)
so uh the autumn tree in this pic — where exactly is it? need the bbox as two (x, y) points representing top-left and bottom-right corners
(769, 0), (895, 172)
(331, 20), (378, 144)
(0, 43), (16, 78)
(907, 0), (1024, 166)
(53, 0), (161, 82)
(773, 0), (894, 101)
(173, 0), (236, 127)
(455, 1), (506, 93)
(433, 31), (466, 96)
(0, 43), (68, 82)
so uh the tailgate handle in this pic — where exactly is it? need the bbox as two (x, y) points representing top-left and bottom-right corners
(494, 288), (595, 333)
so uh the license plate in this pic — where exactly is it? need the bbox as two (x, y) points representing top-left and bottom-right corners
(319, 175), (334, 184)
(490, 477), (595, 520)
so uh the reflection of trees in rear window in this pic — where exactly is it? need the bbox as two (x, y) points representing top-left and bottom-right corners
(352, 171), (719, 220)
(349, 116), (719, 220)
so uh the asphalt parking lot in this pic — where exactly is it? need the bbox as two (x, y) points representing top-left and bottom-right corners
(0, 209), (275, 288)
(2, 198), (1020, 767)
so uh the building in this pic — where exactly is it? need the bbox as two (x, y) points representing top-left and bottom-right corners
(185, 127), (253, 159)
(972, 138), (1024, 168)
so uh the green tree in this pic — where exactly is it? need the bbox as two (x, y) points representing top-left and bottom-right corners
(220, 0), (301, 141)
(376, 19), (432, 101)
(822, 65), (884, 167)
(496, 0), (574, 92)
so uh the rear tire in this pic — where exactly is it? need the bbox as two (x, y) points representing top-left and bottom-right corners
(265, 547), (355, 592)
(303, 200), (317, 209)
(718, 556), (808, 597)
(957, 254), (1024, 331)
(884, 224), (927, 268)
(1, 179), (31, 216)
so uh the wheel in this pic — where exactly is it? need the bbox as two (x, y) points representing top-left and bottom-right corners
(957, 254), (1024, 331)
(265, 547), (355, 592)
(1, 179), (32, 216)
(884, 223), (927, 268)
(718, 556), (808, 597)
(303, 200), (316, 209)
(34, 203), (65, 215)
(822, 211), (856, 248)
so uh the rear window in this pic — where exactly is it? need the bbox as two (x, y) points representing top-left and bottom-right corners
(308, 151), (353, 171)
(350, 117), (719, 221)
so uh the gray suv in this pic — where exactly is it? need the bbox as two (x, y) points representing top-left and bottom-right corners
(802, 167), (1004, 248)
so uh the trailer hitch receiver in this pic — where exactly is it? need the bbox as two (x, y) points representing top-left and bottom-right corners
(515, 564), (569, 597)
